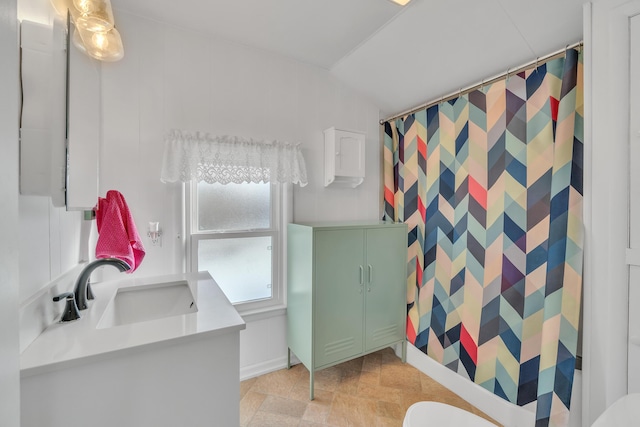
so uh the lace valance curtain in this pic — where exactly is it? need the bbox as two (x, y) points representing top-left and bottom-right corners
(160, 130), (308, 186)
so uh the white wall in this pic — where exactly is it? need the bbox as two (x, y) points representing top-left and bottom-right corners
(0, 0), (21, 424)
(18, 197), (84, 302)
(584, 0), (638, 424)
(99, 10), (382, 375)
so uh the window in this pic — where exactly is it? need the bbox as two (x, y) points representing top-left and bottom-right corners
(188, 181), (288, 313)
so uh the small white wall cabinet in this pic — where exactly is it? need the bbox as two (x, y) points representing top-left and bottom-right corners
(324, 127), (365, 187)
(19, 19), (67, 207)
(287, 221), (407, 399)
(19, 19), (100, 211)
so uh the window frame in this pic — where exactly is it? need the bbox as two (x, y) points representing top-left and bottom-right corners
(186, 181), (289, 315)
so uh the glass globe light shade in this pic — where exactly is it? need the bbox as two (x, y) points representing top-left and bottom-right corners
(76, 25), (124, 62)
(71, 27), (87, 53)
(73, 0), (115, 32)
(72, 0), (96, 14)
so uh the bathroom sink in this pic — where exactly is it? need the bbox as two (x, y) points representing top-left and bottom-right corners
(97, 280), (198, 329)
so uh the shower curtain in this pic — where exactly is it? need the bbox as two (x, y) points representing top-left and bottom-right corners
(383, 48), (583, 427)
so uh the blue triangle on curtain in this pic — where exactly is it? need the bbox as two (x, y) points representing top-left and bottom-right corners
(408, 226), (419, 247)
(405, 182), (419, 217)
(535, 391), (553, 426)
(571, 137), (584, 194)
(500, 327), (522, 360)
(460, 346), (477, 380)
(555, 357), (576, 408)
(517, 356), (540, 406)
(455, 122), (469, 155)
(415, 328), (430, 350)
(488, 143), (506, 188)
(526, 64), (547, 98)
(450, 269), (465, 295)
(493, 379), (509, 401)
(506, 155), (527, 187)
(439, 165), (456, 202)
(526, 244), (548, 274)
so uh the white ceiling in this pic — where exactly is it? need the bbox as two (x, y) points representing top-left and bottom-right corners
(110, 0), (585, 118)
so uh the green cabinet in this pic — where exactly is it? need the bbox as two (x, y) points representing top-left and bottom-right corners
(287, 222), (407, 399)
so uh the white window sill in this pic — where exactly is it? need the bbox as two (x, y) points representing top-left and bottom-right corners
(237, 304), (287, 322)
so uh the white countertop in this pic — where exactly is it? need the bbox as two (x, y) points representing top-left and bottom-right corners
(20, 271), (246, 378)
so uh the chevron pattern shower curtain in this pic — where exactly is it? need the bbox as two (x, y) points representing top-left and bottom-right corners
(383, 48), (583, 427)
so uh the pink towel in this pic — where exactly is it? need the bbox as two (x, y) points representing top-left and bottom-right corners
(95, 190), (145, 272)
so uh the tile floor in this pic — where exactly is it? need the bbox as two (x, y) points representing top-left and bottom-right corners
(240, 347), (501, 427)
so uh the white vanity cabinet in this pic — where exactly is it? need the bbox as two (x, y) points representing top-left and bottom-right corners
(20, 273), (245, 427)
(22, 335), (240, 426)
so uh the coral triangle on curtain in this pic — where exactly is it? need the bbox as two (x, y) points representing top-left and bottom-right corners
(160, 130), (308, 186)
(382, 48), (583, 427)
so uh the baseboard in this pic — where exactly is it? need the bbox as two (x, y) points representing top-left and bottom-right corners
(406, 343), (535, 427)
(240, 354), (301, 381)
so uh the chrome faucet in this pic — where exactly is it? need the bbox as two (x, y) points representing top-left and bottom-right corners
(74, 258), (131, 310)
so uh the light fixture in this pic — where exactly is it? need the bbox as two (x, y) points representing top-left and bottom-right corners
(49, 0), (124, 62)
(75, 24), (124, 62)
(72, 0), (115, 32)
(389, 0), (412, 5)
(70, 25), (86, 53)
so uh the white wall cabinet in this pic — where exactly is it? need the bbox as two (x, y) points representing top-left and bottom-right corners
(19, 19), (66, 207)
(324, 127), (365, 188)
(19, 18), (100, 211)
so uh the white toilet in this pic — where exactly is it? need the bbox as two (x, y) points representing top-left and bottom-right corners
(591, 393), (640, 427)
(403, 401), (498, 427)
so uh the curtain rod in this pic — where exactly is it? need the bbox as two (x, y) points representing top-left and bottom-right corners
(380, 40), (583, 125)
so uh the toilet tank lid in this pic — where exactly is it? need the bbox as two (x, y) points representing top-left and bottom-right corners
(404, 402), (498, 427)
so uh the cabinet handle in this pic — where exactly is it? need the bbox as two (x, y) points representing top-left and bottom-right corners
(368, 264), (373, 284)
(359, 265), (364, 285)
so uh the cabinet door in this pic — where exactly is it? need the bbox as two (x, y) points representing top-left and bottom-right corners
(364, 227), (406, 351)
(334, 130), (365, 178)
(314, 229), (365, 367)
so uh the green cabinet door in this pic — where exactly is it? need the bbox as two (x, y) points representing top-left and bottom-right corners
(314, 228), (365, 368)
(364, 227), (407, 352)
